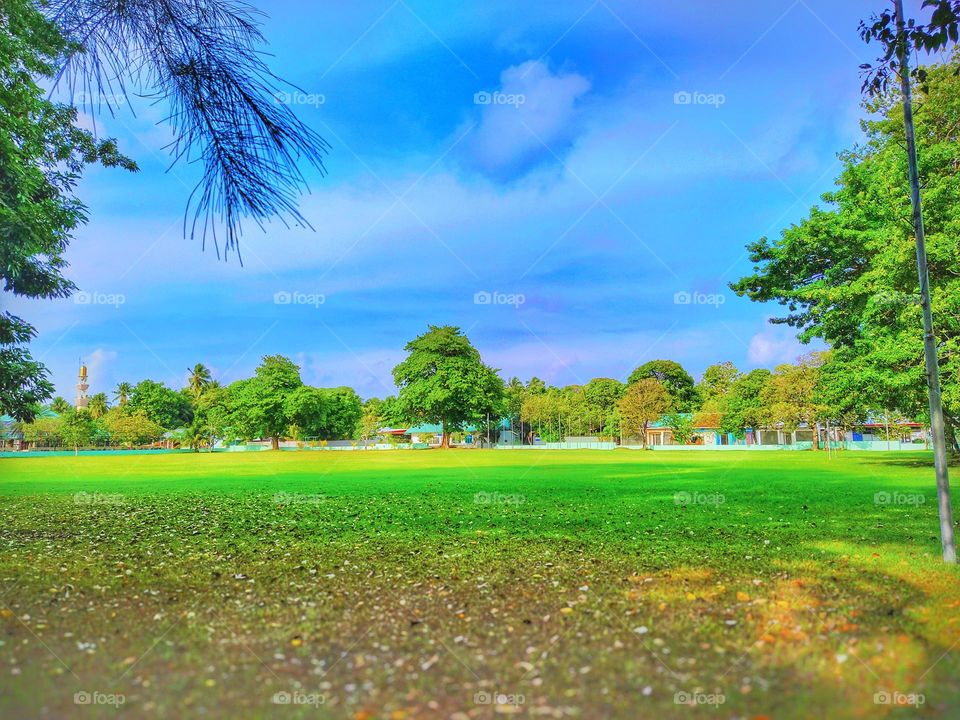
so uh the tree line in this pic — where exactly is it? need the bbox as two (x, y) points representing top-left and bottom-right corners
(13, 325), (926, 452)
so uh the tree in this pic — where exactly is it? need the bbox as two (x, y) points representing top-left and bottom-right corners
(0, 0), (137, 421)
(87, 392), (109, 419)
(186, 363), (212, 399)
(60, 408), (95, 454)
(103, 407), (164, 447)
(698, 362), (741, 405)
(2, 0), (328, 417)
(114, 382), (133, 407)
(50, 397), (71, 414)
(584, 377), (625, 436)
(47, 0), (329, 257)
(232, 355), (303, 450)
(358, 398), (384, 443)
(627, 360), (698, 412)
(618, 379), (670, 448)
(720, 369), (772, 440)
(393, 326), (504, 448)
(664, 411), (694, 445)
(129, 380), (193, 430)
(760, 354), (827, 450)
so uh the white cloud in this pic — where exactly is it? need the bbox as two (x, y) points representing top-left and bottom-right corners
(747, 322), (806, 366)
(461, 60), (590, 179)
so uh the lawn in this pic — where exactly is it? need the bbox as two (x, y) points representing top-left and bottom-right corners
(1, 449), (958, 719)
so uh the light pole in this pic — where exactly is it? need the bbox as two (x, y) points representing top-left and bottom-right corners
(894, 0), (956, 563)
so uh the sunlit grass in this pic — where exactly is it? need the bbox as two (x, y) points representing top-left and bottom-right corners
(1, 450), (958, 718)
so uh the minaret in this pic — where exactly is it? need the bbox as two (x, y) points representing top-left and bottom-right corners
(75, 361), (89, 409)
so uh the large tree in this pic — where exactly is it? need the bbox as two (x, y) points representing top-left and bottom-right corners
(627, 360), (698, 412)
(0, 0), (135, 421)
(719, 369), (772, 440)
(731, 52), (960, 447)
(393, 326), (504, 448)
(1, 0), (327, 419)
(129, 379), (192, 430)
(231, 355), (303, 450)
(618, 378), (670, 448)
(760, 354), (828, 450)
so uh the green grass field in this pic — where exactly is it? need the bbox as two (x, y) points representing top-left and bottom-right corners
(1, 450), (959, 719)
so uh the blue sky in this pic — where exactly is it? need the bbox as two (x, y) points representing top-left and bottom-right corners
(13, 0), (894, 399)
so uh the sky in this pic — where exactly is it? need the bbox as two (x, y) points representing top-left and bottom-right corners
(9, 0), (900, 400)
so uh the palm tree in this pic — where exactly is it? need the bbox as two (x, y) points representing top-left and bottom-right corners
(187, 363), (212, 398)
(88, 392), (109, 419)
(114, 382), (133, 406)
(50, 396), (71, 414)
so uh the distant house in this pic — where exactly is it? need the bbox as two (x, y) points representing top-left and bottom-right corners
(646, 412), (737, 446)
(1, 408), (60, 451)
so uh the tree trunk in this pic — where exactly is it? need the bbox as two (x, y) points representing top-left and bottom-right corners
(271, 436), (280, 451)
(441, 432), (450, 448)
(811, 426), (820, 451)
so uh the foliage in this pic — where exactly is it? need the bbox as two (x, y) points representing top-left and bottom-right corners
(102, 407), (164, 446)
(393, 326), (504, 447)
(87, 392), (108, 419)
(761, 353), (828, 449)
(720, 369), (772, 439)
(59, 408), (95, 451)
(698, 362), (741, 404)
(664, 412), (695, 445)
(129, 379), (193, 430)
(0, 0), (136, 420)
(627, 360), (698, 412)
(229, 355), (303, 449)
(732, 54), (960, 445)
(860, 0), (960, 95)
(619, 378), (670, 447)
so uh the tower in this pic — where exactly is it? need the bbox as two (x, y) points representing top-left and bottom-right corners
(76, 361), (89, 409)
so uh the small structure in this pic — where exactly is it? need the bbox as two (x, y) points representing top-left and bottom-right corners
(75, 362), (89, 410)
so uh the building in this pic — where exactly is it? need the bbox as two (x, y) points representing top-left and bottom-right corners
(75, 362), (89, 409)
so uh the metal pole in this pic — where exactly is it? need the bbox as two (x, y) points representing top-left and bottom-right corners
(894, 0), (956, 564)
